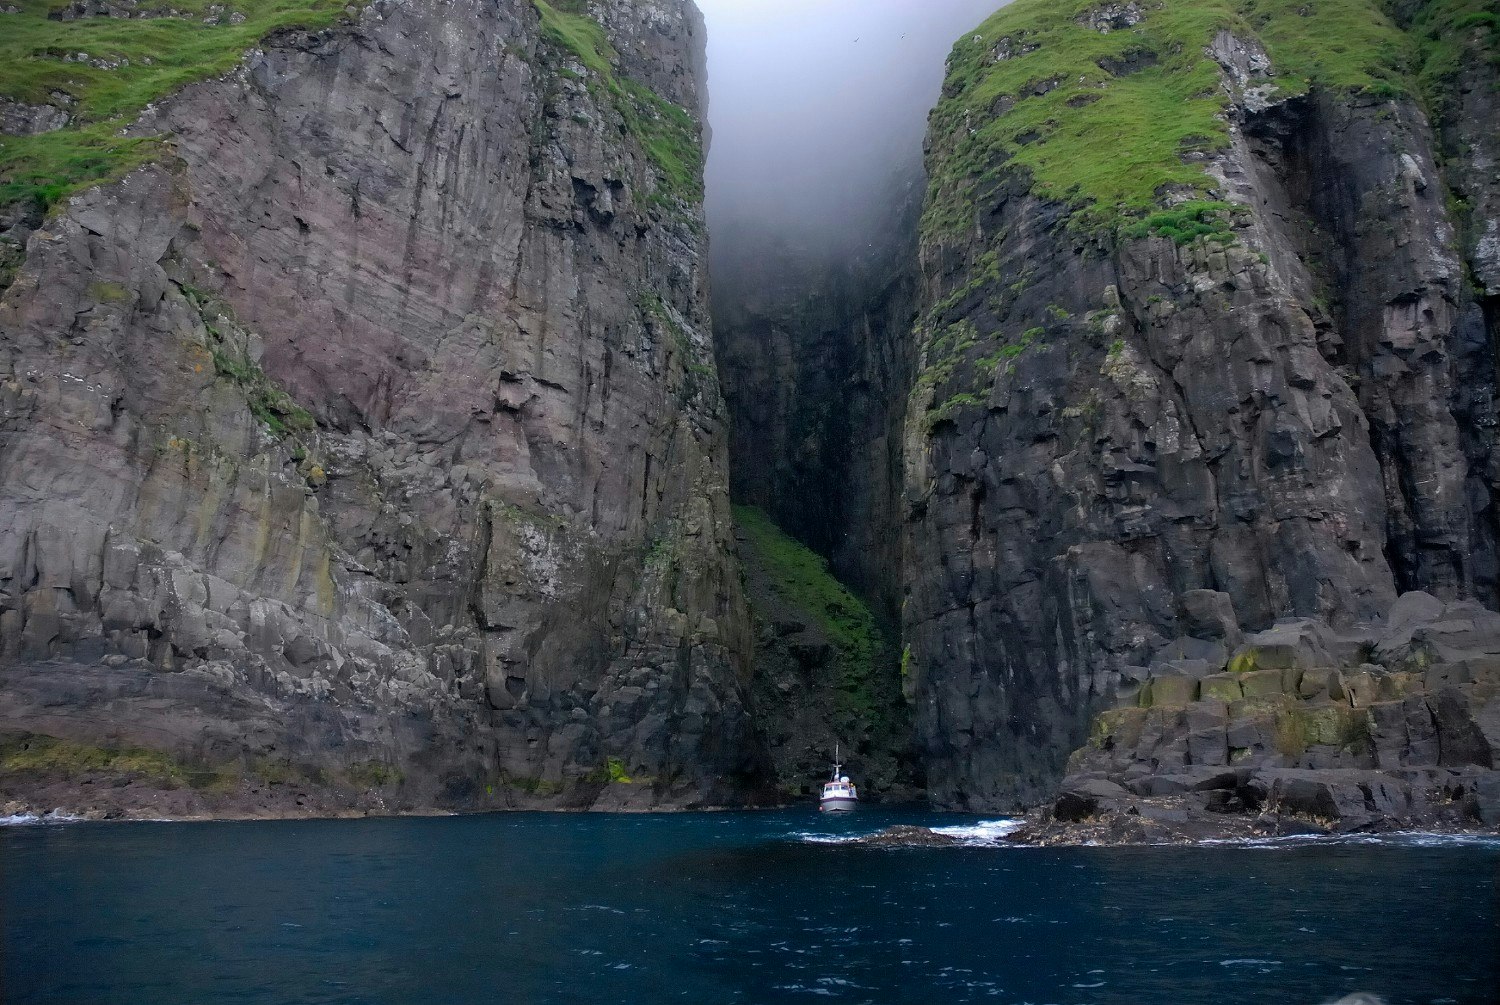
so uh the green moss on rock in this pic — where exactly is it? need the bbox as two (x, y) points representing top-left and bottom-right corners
(0, 0), (364, 212)
(1141, 675), (1199, 707)
(0, 732), (231, 789)
(532, 0), (704, 206)
(1090, 706), (1149, 748)
(733, 505), (903, 748)
(923, 0), (1419, 241)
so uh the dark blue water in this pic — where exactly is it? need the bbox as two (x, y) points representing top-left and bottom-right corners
(3, 810), (1497, 1004)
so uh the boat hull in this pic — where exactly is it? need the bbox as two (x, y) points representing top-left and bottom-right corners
(819, 796), (858, 813)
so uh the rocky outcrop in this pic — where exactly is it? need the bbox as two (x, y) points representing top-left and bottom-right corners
(1022, 591), (1500, 841)
(0, 0), (769, 814)
(904, 0), (1500, 810)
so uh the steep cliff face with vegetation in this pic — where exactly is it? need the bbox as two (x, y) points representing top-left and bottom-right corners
(733, 505), (916, 800)
(906, 0), (1500, 810)
(711, 182), (922, 629)
(0, 0), (770, 816)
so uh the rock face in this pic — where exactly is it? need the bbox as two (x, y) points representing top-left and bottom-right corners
(0, 0), (768, 813)
(1035, 592), (1500, 839)
(733, 505), (916, 800)
(904, 0), (1500, 810)
(711, 183), (922, 625)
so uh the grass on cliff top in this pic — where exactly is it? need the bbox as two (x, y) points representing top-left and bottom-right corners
(532, 0), (704, 205)
(0, 0), (359, 212)
(923, 0), (1415, 240)
(1402, 0), (1500, 116)
(733, 505), (899, 745)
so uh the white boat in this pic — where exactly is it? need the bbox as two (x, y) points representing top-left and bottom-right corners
(819, 744), (858, 812)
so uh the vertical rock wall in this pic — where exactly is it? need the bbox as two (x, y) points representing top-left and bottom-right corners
(904, 0), (1500, 810)
(711, 185), (921, 624)
(0, 0), (767, 812)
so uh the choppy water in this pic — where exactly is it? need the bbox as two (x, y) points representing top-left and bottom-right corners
(3, 809), (1497, 1004)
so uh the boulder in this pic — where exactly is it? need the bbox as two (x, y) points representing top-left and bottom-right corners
(1263, 769), (1411, 829)
(1387, 591), (1444, 633)
(1200, 673), (1243, 702)
(1054, 777), (1135, 821)
(1125, 766), (1243, 797)
(1142, 673), (1199, 707)
(1297, 666), (1346, 701)
(1230, 620), (1337, 675)
(1179, 590), (1243, 645)
(1152, 638), (1229, 670)
(1185, 703), (1229, 767)
(1238, 667), (1287, 698)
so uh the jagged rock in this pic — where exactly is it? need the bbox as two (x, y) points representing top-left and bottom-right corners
(1056, 599), (1500, 837)
(0, 99), (70, 136)
(1263, 769), (1414, 831)
(851, 825), (965, 848)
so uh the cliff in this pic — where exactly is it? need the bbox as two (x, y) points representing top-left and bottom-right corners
(905, 0), (1500, 810)
(711, 176), (922, 628)
(0, 0), (769, 816)
(733, 504), (916, 800)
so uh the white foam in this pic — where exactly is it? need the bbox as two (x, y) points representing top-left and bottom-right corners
(0, 811), (81, 827)
(1194, 830), (1500, 850)
(793, 819), (1026, 848)
(789, 831), (855, 844)
(927, 819), (1026, 845)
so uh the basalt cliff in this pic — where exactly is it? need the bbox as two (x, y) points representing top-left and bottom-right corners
(0, 0), (769, 816)
(900, 0), (1500, 821)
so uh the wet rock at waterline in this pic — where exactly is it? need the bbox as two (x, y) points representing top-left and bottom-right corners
(1023, 593), (1500, 841)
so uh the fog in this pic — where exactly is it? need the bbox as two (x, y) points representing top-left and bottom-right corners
(695, 0), (1004, 263)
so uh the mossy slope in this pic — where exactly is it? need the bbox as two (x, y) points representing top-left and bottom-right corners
(0, 0), (361, 212)
(733, 505), (906, 764)
(2, 0), (707, 214)
(532, 0), (704, 205)
(923, 0), (1462, 240)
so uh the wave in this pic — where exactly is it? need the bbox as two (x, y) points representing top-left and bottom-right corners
(926, 819), (1026, 845)
(1192, 830), (1500, 850)
(789, 818), (1498, 851)
(790, 819), (1026, 847)
(0, 811), (82, 827)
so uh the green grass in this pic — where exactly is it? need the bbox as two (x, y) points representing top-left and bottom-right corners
(923, 0), (1419, 241)
(733, 506), (900, 745)
(0, 733), (232, 789)
(187, 287), (315, 437)
(532, 0), (704, 206)
(1401, 0), (1500, 118)
(1121, 199), (1245, 244)
(911, 319), (1050, 434)
(0, 0), (363, 212)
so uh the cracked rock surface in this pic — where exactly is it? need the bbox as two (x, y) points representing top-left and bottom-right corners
(0, 0), (770, 816)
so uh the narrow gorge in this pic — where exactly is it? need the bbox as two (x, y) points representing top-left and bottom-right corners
(2, 0), (1498, 833)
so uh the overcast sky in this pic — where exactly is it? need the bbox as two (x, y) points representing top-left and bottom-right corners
(694, 0), (1004, 257)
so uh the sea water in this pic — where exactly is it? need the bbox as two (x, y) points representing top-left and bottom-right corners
(3, 809), (1496, 1004)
